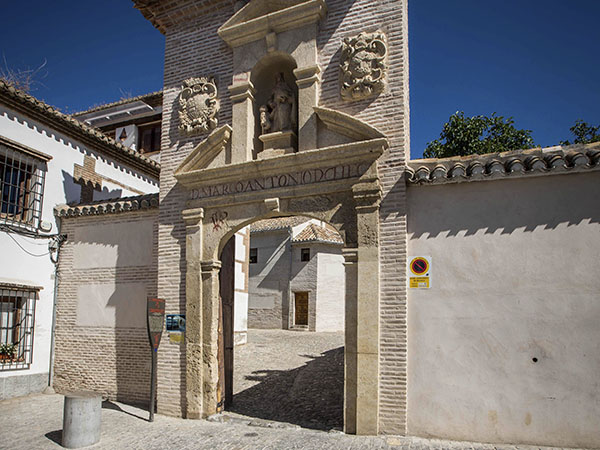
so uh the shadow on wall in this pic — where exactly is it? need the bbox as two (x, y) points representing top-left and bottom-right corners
(61, 170), (123, 205)
(229, 346), (344, 431)
(407, 173), (600, 239)
(157, 183), (189, 415)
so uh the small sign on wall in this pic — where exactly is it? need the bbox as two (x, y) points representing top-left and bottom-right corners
(408, 256), (431, 289)
(166, 314), (186, 332)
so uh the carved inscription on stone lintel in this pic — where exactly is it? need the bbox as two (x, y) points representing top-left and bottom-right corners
(189, 163), (369, 200)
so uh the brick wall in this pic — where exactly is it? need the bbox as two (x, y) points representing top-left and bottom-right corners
(157, 3), (235, 417)
(317, 0), (410, 434)
(155, 0), (409, 430)
(53, 209), (158, 405)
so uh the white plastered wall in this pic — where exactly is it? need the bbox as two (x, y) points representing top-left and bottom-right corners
(315, 244), (344, 332)
(0, 105), (158, 392)
(248, 230), (290, 328)
(233, 226), (249, 345)
(406, 172), (600, 448)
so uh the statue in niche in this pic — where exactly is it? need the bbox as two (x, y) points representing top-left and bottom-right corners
(260, 72), (296, 134)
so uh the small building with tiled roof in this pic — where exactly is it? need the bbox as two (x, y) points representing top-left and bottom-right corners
(248, 216), (344, 332)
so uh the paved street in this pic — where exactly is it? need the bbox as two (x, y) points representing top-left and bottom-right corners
(231, 329), (344, 431)
(0, 392), (581, 450)
(0, 330), (586, 449)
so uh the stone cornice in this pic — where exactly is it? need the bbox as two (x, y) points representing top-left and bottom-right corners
(218, 0), (327, 48)
(0, 80), (160, 179)
(406, 143), (600, 186)
(175, 139), (387, 189)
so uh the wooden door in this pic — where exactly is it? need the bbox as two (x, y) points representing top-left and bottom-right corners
(218, 237), (235, 410)
(294, 292), (309, 326)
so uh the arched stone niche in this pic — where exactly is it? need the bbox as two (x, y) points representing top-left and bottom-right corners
(219, 0), (325, 162)
(250, 53), (299, 158)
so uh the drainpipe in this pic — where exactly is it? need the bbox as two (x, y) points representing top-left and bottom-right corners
(45, 219), (65, 394)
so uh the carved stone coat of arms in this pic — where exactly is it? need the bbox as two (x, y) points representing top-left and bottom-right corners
(179, 77), (219, 134)
(340, 31), (388, 101)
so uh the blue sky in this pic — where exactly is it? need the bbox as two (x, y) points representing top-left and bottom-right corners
(1, 1), (599, 158)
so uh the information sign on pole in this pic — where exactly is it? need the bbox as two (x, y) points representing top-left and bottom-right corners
(146, 297), (165, 422)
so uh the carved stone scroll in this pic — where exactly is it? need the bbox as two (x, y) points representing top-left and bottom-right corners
(179, 77), (220, 134)
(340, 31), (387, 101)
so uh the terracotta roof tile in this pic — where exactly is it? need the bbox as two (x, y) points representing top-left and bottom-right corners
(72, 91), (163, 116)
(250, 216), (312, 232)
(406, 143), (600, 185)
(0, 80), (160, 178)
(292, 223), (343, 245)
(54, 193), (159, 217)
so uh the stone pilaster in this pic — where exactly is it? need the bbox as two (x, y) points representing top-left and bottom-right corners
(352, 178), (382, 435)
(229, 80), (256, 163)
(293, 65), (320, 151)
(200, 259), (222, 417)
(182, 208), (204, 419)
(343, 248), (358, 434)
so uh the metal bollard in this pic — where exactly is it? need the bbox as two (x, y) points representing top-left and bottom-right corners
(62, 391), (102, 448)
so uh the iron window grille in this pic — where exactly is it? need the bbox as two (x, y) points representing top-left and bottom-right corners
(0, 145), (47, 231)
(0, 285), (38, 370)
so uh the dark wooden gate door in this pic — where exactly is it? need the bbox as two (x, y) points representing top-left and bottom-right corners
(294, 292), (309, 326)
(218, 237), (235, 409)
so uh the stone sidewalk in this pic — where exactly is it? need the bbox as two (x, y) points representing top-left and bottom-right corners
(0, 393), (579, 450)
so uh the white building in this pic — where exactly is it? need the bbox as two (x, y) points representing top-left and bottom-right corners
(0, 80), (159, 399)
(248, 216), (345, 332)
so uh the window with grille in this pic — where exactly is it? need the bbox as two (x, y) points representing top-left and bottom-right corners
(0, 285), (38, 370)
(0, 144), (47, 230)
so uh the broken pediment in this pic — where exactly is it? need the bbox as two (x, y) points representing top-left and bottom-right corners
(174, 125), (232, 176)
(218, 0), (327, 47)
(314, 106), (386, 148)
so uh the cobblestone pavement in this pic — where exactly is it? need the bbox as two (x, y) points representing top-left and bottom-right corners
(0, 330), (587, 449)
(0, 393), (580, 450)
(230, 329), (344, 431)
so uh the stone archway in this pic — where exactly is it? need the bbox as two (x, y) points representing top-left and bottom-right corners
(178, 139), (385, 434)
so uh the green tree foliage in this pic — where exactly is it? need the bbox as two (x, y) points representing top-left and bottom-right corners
(423, 111), (535, 159)
(560, 120), (600, 145)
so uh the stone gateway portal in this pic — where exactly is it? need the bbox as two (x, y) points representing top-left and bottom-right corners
(47, 1), (600, 447)
(150, 0), (407, 436)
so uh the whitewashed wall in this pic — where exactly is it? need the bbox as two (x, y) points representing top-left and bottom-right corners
(315, 245), (344, 332)
(247, 230), (290, 329)
(0, 104), (158, 398)
(406, 172), (600, 448)
(233, 227), (249, 345)
(290, 244), (318, 329)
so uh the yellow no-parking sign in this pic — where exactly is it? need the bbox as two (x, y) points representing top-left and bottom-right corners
(408, 256), (431, 289)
